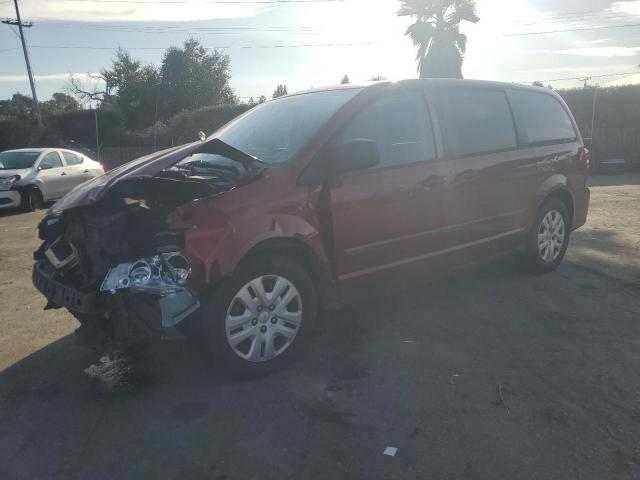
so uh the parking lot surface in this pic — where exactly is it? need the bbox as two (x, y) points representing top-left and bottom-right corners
(1, 174), (639, 479)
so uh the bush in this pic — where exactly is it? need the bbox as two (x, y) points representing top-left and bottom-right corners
(0, 108), (129, 154)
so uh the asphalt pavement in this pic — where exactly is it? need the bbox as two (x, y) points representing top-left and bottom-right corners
(1, 174), (639, 480)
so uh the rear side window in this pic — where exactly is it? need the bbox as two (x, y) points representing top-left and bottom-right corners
(508, 90), (577, 145)
(335, 90), (436, 168)
(40, 152), (62, 169)
(435, 89), (517, 157)
(62, 151), (82, 165)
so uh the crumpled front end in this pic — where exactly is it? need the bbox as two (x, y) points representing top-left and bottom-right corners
(32, 190), (202, 344)
(32, 138), (264, 346)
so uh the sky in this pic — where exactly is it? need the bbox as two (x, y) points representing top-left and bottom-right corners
(0, 0), (639, 103)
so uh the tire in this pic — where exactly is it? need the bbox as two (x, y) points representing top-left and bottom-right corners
(517, 198), (571, 274)
(21, 187), (43, 212)
(198, 254), (317, 378)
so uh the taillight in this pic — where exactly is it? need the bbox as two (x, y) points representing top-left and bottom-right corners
(580, 147), (590, 171)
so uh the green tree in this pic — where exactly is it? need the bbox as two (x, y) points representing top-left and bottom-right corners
(272, 84), (288, 98)
(369, 75), (387, 82)
(42, 93), (80, 114)
(69, 40), (236, 130)
(0, 93), (37, 119)
(341, 74), (350, 84)
(116, 63), (161, 129)
(398, 0), (479, 79)
(68, 48), (160, 129)
(160, 38), (236, 119)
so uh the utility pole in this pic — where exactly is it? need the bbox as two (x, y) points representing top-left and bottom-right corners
(577, 76), (598, 165)
(2, 0), (42, 125)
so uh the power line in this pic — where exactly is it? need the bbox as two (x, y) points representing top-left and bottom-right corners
(513, 8), (613, 18)
(53, 0), (346, 3)
(523, 71), (639, 84)
(501, 22), (640, 36)
(31, 22), (320, 34)
(508, 9), (629, 23)
(509, 13), (633, 28)
(26, 40), (377, 50)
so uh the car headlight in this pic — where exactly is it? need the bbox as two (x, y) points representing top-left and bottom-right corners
(0, 175), (20, 191)
(100, 252), (192, 294)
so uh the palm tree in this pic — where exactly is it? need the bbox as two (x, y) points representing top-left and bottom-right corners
(398, 0), (479, 79)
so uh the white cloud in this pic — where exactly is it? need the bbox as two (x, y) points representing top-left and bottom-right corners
(531, 46), (640, 57)
(0, 72), (98, 82)
(606, 73), (640, 86)
(13, 0), (263, 22)
(610, 0), (640, 17)
(575, 38), (611, 45)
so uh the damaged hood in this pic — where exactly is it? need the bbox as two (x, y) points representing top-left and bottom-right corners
(50, 139), (260, 215)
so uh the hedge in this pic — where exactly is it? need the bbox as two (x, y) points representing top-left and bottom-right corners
(558, 85), (640, 170)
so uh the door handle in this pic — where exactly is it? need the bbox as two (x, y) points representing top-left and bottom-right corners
(83, 169), (90, 173)
(60, 172), (68, 176)
(422, 175), (447, 188)
(456, 169), (478, 182)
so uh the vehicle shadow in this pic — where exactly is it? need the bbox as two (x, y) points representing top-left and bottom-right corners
(569, 227), (640, 284)
(2, 259), (640, 479)
(0, 203), (53, 219)
(0, 209), (28, 218)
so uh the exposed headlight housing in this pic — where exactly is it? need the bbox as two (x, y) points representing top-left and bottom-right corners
(0, 175), (20, 191)
(100, 252), (192, 295)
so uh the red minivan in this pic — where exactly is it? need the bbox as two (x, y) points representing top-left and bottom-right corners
(33, 79), (590, 377)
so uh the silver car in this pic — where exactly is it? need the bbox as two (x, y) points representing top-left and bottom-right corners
(0, 148), (104, 211)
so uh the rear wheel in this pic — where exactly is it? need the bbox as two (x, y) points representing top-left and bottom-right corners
(21, 187), (43, 212)
(517, 198), (570, 274)
(199, 254), (317, 378)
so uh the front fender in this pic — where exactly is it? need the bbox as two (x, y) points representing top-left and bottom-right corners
(32, 178), (49, 201)
(185, 210), (332, 292)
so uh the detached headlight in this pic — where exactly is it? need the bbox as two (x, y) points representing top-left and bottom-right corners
(0, 175), (20, 191)
(100, 252), (191, 294)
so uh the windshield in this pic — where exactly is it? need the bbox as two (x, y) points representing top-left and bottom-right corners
(0, 151), (40, 170)
(212, 88), (362, 164)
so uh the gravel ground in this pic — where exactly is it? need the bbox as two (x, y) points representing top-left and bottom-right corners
(0, 174), (639, 480)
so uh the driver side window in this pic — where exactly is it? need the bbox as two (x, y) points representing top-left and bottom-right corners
(335, 90), (436, 169)
(40, 152), (63, 169)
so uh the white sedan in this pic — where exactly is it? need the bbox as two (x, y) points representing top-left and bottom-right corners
(0, 148), (104, 211)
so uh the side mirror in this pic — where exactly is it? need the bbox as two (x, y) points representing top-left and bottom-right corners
(328, 138), (380, 177)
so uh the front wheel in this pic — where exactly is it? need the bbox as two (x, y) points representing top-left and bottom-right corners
(517, 198), (571, 274)
(21, 187), (43, 212)
(198, 254), (317, 378)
